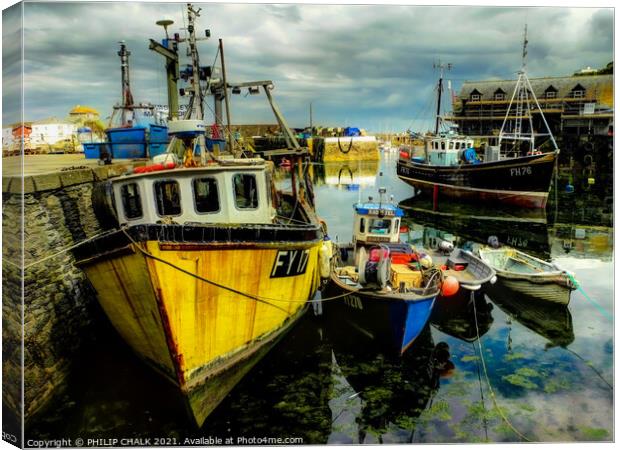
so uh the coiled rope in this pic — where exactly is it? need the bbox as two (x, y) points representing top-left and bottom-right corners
(472, 292), (532, 442)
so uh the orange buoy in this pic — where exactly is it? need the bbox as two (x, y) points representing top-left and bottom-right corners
(441, 275), (460, 296)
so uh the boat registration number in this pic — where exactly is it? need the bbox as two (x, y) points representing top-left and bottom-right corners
(344, 295), (363, 310)
(270, 249), (311, 278)
(510, 166), (532, 176)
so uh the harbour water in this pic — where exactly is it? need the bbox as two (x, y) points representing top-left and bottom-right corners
(26, 152), (613, 444)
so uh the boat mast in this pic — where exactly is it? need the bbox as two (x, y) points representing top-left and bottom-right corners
(433, 61), (451, 134)
(117, 41), (135, 127)
(498, 25), (559, 154)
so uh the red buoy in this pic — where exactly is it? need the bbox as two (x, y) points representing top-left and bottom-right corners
(441, 276), (460, 296)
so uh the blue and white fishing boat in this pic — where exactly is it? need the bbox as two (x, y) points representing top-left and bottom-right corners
(84, 41), (168, 160)
(322, 185), (442, 354)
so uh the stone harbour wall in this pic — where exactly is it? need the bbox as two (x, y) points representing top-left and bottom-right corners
(2, 162), (139, 422)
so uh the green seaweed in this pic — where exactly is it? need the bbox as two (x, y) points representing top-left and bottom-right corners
(543, 377), (571, 393)
(581, 427), (609, 440)
(504, 352), (527, 361)
(502, 374), (537, 389)
(515, 367), (542, 378)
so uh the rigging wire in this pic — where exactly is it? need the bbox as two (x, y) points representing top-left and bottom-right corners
(472, 293), (533, 442)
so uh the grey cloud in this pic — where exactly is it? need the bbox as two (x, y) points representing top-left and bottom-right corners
(5, 2), (613, 133)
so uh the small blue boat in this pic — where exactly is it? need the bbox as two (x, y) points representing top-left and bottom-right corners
(323, 185), (441, 354)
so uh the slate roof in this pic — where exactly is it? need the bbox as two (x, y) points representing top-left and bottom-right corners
(457, 74), (613, 107)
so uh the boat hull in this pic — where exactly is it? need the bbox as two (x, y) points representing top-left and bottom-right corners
(322, 278), (437, 355)
(477, 247), (574, 305)
(74, 224), (322, 426)
(494, 276), (572, 305)
(396, 151), (557, 209)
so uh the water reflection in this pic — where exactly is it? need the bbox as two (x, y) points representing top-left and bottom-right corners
(431, 291), (494, 342)
(399, 196), (551, 259)
(313, 160), (380, 188)
(324, 317), (453, 444)
(484, 286), (574, 349)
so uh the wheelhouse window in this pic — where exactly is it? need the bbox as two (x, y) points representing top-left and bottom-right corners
(121, 183), (143, 219)
(233, 173), (258, 209)
(193, 178), (219, 213)
(369, 218), (391, 234)
(359, 217), (366, 233)
(154, 180), (181, 216)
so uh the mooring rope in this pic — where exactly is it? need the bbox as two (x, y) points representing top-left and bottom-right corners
(4, 229), (118, 271)
(566, 272), (613, 321)
(472, 293), (532, 442)
(120, 227), (364, 306)
(564, 347), (613, 390)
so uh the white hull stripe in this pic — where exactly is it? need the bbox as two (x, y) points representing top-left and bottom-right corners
(397, 175), (549, 198)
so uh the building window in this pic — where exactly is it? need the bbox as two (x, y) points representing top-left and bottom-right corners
(193, 178), (219, 213)
(571, 85), (586, 98)
(233, 173), (258, 209)
(154, 180), (181, 216)
(121, 183), (143, 219)
(470, 94), (481, 101)
(545, 91), (557, 99)
(494, 89), (506, 101)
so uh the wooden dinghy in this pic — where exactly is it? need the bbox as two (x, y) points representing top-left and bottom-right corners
(478, 247), (576, 305)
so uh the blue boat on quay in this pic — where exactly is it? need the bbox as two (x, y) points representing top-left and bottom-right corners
(322, 185), (442, 354)
(84, 41), (168, 160)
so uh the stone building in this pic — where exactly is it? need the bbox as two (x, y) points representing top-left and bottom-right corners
(447, 74), (613, 138)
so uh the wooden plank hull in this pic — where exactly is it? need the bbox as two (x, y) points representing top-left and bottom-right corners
(322, 278), (437, 355)
(396, 151), (557, 209)
(477, 247), (574, 305)
(495, 277), (572, 305)
(76, 226), (322, 427)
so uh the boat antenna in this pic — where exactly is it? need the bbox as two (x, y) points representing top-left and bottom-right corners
(156, 19), (173, 39)
(433, 60), (452, 135)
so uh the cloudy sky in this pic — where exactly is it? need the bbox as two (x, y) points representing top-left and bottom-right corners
(2, 1), (614, 132)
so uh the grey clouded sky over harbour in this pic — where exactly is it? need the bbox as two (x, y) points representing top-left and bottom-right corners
(2, 1), (614, 131)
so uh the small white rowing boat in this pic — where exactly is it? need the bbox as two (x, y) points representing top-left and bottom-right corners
(478, 247), (576, 305)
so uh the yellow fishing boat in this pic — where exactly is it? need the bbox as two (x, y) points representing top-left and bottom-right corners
(73, 4), (328, 427)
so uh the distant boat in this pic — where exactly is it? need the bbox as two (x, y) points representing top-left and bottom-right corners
(397, 30), (560, 209)
(477, 247), (576, 305)
(84, 41), (168, 160)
